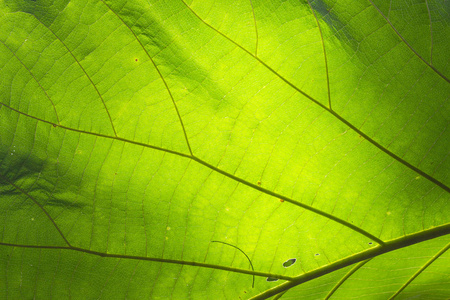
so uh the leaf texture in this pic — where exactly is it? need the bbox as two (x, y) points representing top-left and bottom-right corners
(0, 0), (449, 299)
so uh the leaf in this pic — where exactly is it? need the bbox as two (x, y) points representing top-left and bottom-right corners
(0, 0), (449, 299)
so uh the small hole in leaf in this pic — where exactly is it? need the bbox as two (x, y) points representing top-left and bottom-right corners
(282, 258), (296, 268)
(266, 277), (278, 282)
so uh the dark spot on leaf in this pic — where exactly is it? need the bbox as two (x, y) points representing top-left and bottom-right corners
(279, 198), (284, 202)
(135, 58), (138, 61)
(315, 253), (320, 256)
(266, 277), (278, 282)
(282, 258), (296, 267)
(368, 242), (373, 245)
(52, 124), (57, 127)
(257, 181), (261, 186)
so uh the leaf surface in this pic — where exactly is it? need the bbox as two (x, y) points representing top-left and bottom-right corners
(0, 0), (449, 299)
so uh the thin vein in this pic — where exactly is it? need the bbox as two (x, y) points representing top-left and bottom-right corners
(211, 240), (255, 288)
(0, 40), (60, 124)
(49, 250), (62, 299)
(249, 0), (259, 56)
(125, 261), (140, 299)
(307, 0), (332, 109)
(272, 291), (287, 300)
(0, 102), (191, 159)
(88, 137), (109, 251)
(0, 242), (293, 281)
(0, 174), (71, 247)
(367, 0), (448, 83)
(1, 225), (448, 298)
(100, 0), (193, 155)
(0, 101), (386, 244)
(249, 224), (450, 300)
(192, 156), (386, 245)
(67, 252), (82, 299)
(5, 246), (14, 299)
(424, 0), (433, 64)
(32, 248), (42, 299)
(325, 259), (371, 299)
(32, 16), (118, 136)
(98, 259), (121, 298)
(388, 242), (450, 299)
(179, 0), (450, 193)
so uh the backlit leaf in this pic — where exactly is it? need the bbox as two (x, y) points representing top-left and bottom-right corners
(0, 0), (449, 299)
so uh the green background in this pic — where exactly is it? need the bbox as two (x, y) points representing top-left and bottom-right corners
(0, 0), (449, 299)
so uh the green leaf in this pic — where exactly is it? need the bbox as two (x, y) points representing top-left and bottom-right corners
(0, 0), (448, 299)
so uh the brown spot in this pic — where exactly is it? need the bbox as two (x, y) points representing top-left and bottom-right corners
(257, 181), (261, 186)
(279, 198), (284, 202)
(52, 124), (57, 127)
(135, 58), (138, 62)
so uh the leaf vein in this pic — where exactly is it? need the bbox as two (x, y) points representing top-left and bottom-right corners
(0, 40), (60, 124)
(99, 0), (193, 155)
(0, 102), (389, 245)
(249, 0), (259, 56)
(31, 15), (118, 136)
(307, 0), (332, 109)
(367, 0), (448, 83)
(249, 224), (450, 299)
(180, 0), (450, 193)
(324, 258), (372, 299)
(0, 242), (293, 281)
(388, 242), (450, 299)
(0, 174), (71, 247)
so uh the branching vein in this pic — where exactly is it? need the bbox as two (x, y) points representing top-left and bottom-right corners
(0, 100), (428, 246)
(180, 0), (450, 193)
(249, 224), (450, 299)
(249, 0), (259, 56)
(0, 40), (60, 124)
(100, 0), (193, 155)
(368, 0), (447, 83)
(307, 0), (332, 110)
(388, 242), (450, 299)
(424, 0), (433, 64)
(32, 15), (118, 136)
(0, 174), (71, 247)
(1, 3), (449, 280)
(325, 258), (371, 299)
(0, 242), (293, 281)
